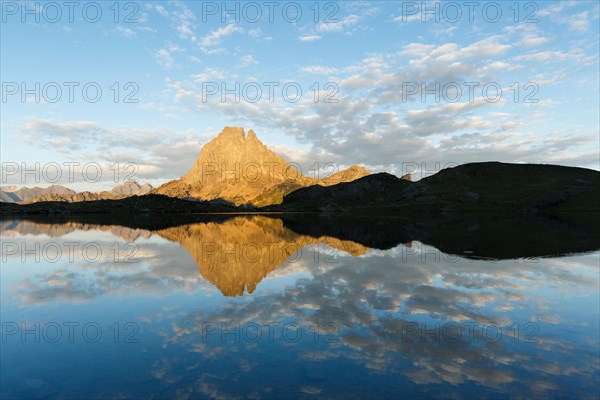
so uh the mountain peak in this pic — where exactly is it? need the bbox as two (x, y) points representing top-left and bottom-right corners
(215, 126), (261, 143)
(347, 165), (369, 174)
(110, 180), (153, 196)
(154, 126), (371, 206)
(217, 126), (247, 140)
(323, 164), (370, 185)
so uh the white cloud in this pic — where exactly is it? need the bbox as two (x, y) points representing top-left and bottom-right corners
(538, 2), (599, 32)
(155, 5), (169, 17)
(316, 14), (359, 33)
(154, 43), (183, 68)
(137, 26), (158, 34)
(200, 24), (243, 47)
(436, 37), (511, 61)
(158, 30), (599, 171)
(514, 50), (593, 65)
(164, 1), (197, 42)
(240, 54), (258, 68)
(569, 11), (591, 31)
(520, 33), (549, 47)
(15, 119), (215, 181)
(116, 26), (135, 37)
(537, 1), (578, 17)
(199, 47), (227, 55)
(299, 65), (338, 75)
(298, 13), (361, 42)
(155, 49), (175, 68)
(191, 68), (225, 82)
(299, 35), (321, 42)
(248, 28), (262, 38)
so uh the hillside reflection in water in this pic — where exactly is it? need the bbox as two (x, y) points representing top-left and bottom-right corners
(1, 214), (598, 399)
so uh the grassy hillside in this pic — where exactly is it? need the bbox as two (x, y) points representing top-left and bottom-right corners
(419, 162), (600, 211)
(264, 172), (411, 212)
(0, 194), (242, 216)
(269, 162), (600, 213)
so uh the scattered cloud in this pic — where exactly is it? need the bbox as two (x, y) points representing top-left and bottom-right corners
(154, 42), (184, 68)
(538, 2), (599, 32)
(299, 65), (338, 75)
(200, 24), (243, 47)
(14, 118), (214, 181)
(154, 4), (169, 17)
(240, 54), (258, 68)
(316, 14), (359, 33)
(299, 35), (321, 42)
(116, 26), (135, 37)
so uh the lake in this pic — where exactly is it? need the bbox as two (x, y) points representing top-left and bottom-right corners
(1, 214), (599, 399)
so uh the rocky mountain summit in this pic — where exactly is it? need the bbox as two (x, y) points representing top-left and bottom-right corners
(110, 180), (153, 196)
(152, 126), (369, 206)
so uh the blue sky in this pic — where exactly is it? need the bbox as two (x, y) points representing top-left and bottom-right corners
(1, 0), (599, 190)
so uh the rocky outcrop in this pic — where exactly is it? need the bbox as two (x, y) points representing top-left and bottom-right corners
(110, 180), (153, 196)
(30, 191), (113, 203)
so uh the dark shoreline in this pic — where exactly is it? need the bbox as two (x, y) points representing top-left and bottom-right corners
(3, 210), (599, 261)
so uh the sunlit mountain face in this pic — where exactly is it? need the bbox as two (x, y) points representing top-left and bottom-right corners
(1, 216), (598, 399)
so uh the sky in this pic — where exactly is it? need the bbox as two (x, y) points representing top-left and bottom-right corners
(1, 0), (599, 190)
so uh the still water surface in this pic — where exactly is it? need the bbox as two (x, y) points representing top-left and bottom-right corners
(1, 215), (599, 399)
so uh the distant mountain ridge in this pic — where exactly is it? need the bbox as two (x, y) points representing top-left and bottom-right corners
(152, 126), (369, 206)
(0, 180), (153, 204)
(30, 180), (153, 203)
(0, 185), (76, 203)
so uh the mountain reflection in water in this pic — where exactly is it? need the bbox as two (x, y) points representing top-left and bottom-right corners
(1, 214), (598, 399)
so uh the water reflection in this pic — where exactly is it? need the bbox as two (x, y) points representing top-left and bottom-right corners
(1, 215), (599, 398)
(156, 217), (369, 296)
